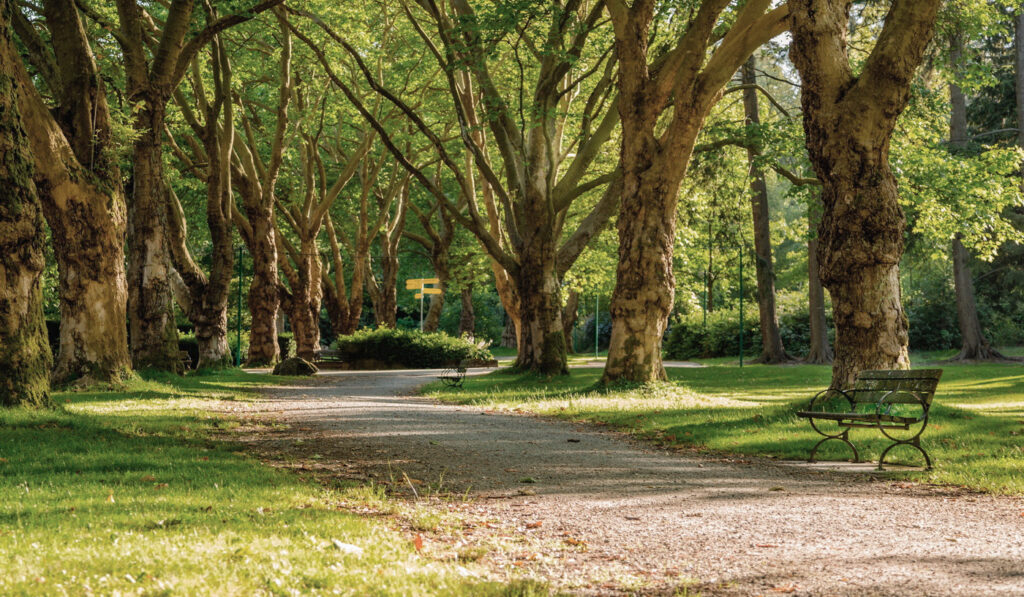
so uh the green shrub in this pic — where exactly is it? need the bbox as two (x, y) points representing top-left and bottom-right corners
(664, 309), (760, 360)
(331, 327), (494, 367)
(277, 333), (294, 359)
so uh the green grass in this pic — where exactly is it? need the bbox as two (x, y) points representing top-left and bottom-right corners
(0, 370), (546, 596)
(428, 358), (1024, 495)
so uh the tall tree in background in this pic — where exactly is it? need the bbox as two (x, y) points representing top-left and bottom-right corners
(113, 0), (282, 371)
(226, 8), (293, 366)
(291, 1), (623, 374)
(602, 0), (787, 382)
(805, 196), (833, 364)
(947, 24), (1009, 361)
(10, 1), (131, 383)
(0, 0), (52, 407)
(741, 56), (791, 364)
(166, 26), (236, 368)
(790, 0), (940, 387)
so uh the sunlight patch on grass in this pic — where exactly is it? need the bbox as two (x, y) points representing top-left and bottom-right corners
(0, 371), (541, 596)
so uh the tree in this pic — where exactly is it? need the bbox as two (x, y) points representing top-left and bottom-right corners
(109, 0), (283, 371)
(0, 0), (52, 407)
(10, 0), (131, 383)
(166, 20), (237, 368)
(289, 0), (623, 375)
(946, 22), (1010, 361)
(741, 56), (792, 364)
(805, 196), (833, 364)
(602, 0), (787, 382)
(790, 0), (941, 387)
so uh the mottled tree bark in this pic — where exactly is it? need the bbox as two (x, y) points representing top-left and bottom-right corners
(790, 0), (939, 387)
(166, 30), (235, 369)
(116, 0), (285, 370)
(0, 10), (52, 406)
(458, 286), (475, 337)
(602, 0), (787, 383)
(245, 204), (281, 364)
(10, 0), (131, 384)
(742, 57), (791, 364)
(805, 201), (834, 364)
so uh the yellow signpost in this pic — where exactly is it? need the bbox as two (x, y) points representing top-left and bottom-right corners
(406, 278), (442, 330)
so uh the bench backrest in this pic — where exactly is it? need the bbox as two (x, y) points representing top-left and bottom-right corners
(850, 369), (942, 405)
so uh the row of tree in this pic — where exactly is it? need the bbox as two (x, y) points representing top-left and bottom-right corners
(2, 0), (1020, 408)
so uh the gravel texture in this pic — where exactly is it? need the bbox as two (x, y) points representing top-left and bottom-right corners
(238, 369), (1024, 596)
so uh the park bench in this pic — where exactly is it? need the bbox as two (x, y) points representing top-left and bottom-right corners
(438, 361), (468, 388)
(796, 369), (942, 470)
(179, 350), (192, 371)
(313, 349), (343, 364)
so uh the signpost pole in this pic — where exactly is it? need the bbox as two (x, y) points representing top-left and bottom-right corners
(595, 294), (599, 358)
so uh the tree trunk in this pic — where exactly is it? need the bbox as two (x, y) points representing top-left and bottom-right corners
(805, 201), (833, 364)
(0, 41), (53, 407)
(603, 168), (675, 382)
(423, 256), (448, 333)
(513, 244), (567, 375)
(790, 0), (939, 387)
(127, 105), (180, 371)
(742, 57), (791, 364)
(501, 318), (517, 348)
(8, 0), (131, 384)
(290, 238), (322, 360)
(459, 286), (475, 337)
(948, 36), (1005, 361)
(245, 205), (281, 365)
(951, 237), (1005, 360)
(378, 254), (399, 328)
(562, 288), (580, 354)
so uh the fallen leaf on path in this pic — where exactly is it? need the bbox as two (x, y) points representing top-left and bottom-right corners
(770, 585), (797, 593)
(756, 544), (778, 548)
(106, 493), (115, 503)
(519, 477), (538, 483)
(413, 534), (424, 551)
(526, 521), (543, 529)
(563, 537), (587, 547)
(567, 438), (580, 443)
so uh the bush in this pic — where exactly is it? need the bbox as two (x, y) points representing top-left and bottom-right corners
(277, 333), (294, 359)
(663, 309), (760, 360)
(331, 327), (494, 368)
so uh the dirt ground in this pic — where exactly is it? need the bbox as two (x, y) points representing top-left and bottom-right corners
(229, 369), (1024, 596)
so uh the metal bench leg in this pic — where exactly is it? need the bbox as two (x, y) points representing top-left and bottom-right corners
(878, 436), (932, 471)
(808, 429), (860, 464)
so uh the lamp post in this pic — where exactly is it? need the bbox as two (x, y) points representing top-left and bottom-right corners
(738, 242), (744, 368)
(235, 245), (243, 367)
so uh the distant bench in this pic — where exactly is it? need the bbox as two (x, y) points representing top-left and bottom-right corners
(796, 369), (942, 470)
(313, 349), (343, 364)
(438, 361), (468, 388)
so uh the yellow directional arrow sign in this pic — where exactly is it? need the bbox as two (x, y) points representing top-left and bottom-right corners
(414, 292), (423, 299)
(405, 277), (440, 289)
(421, 287), (442, 295)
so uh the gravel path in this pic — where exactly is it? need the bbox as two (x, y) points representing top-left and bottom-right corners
(242, 369), (1024, 596)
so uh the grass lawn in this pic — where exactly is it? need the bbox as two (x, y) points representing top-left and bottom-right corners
(429, 354), (1024, 495)
(0, 370), (545, 596)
